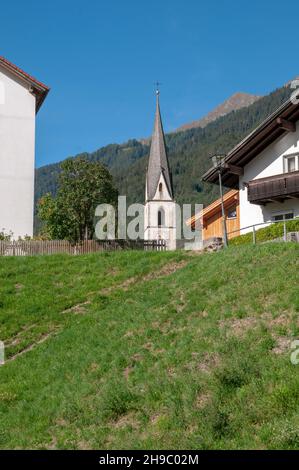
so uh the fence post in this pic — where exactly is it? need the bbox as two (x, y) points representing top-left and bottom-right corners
(252, 225), (256, 245)
(283, 219), (287, 242)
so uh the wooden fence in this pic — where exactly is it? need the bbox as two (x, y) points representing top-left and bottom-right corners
(0, 239), (167, 256)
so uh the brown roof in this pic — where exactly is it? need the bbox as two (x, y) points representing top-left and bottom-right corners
(202, 94), (299, 188)
(186, 189), (239, 227)
(0, 56), (50, 112)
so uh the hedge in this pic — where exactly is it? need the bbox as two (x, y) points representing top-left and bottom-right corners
(229, 219), (299, 246)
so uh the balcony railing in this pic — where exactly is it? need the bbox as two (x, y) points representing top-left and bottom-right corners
(247, 171), (299, 204)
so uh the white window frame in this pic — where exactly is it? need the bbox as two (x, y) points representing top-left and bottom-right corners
(271, 210), (294, 222)
(283, 153), (299, 173)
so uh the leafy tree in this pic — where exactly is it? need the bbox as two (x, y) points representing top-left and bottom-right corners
(38, 157), (118, 242)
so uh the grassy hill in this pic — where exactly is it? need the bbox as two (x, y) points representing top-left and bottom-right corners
(0, 244), (299, 449)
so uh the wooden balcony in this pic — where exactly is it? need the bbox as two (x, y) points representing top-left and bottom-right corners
(247, 171), (299, 205)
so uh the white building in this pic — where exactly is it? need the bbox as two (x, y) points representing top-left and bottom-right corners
(144, 90), (177, 250)
(0, 57), (49, 238)
(202, 94), (299, 233)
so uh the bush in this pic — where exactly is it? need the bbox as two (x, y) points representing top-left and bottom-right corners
(0, 230), (13, 241)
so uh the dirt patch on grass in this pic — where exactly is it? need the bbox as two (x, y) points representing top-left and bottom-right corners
(150, 413), (164, 425)
(113, 411), (139, 430)
(15, 283), (24, 291)
(272, 336), (291, 355)
(60, 259), (188, 318)
(167, 367), (176, 377)
(89, 362), (100, 372)
(100, 260), (188, 295)
(219, 313), (292, 355)
(123, 365), (134, 381)
(219, 317), (258, 337)
(153, 348), (166, 355)
(123, 330), (134, 338)
(5, 323), (39, 348)
(142, 341), (154, 351)
(262, 312), (290, 328)
(139, 342), (165, 356)
(46, 436), (58, 450)
(197, 352), (221, 373)
(62, 300), (91, 314)
(174, 290), (187, 313)
(219, 313), (292, 338)
(200, 310), (209, 318)
(6, 336), (21, 348)
(56, 418), (68, 427)
(156, 319), (172, 335)
(8, 331), (58, 362)
(106, 267), (120, 276)
(153, 260), (188, 277)
(196, 392), (211, 409)
(131, 353), (143, 363)
(77, 439), (92, 450)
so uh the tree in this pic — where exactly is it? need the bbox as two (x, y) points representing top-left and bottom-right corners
(0, 230), (13, 241)
(38, 157), (118, 242)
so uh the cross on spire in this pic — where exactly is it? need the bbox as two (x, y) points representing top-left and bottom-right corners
(154, 81), (162, 95)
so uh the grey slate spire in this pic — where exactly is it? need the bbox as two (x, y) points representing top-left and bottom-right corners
(146, 90), (173, 200)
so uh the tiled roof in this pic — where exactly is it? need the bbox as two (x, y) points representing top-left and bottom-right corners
(0, 56), (50, 112)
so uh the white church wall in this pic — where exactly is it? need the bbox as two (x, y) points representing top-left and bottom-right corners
(144, 200), (177, 242)
(144, 173), (177, 249)
(0, 67), (36, 238)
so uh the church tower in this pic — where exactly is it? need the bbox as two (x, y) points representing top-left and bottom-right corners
(144, 89), (177, 250)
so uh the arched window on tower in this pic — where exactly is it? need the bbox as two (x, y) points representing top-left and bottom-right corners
(159, 182), (163, 193)
(158, 208), (165, 227)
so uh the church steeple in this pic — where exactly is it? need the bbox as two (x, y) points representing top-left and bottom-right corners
(144, 88), (176, 250)
(146, 90), (173, 201)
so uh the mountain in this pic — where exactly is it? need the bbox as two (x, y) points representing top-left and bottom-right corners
(175, 92), (261, 132)
(34, 84), (291, 233)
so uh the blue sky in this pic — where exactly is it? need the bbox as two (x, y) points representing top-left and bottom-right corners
(1, 0), (299, 167)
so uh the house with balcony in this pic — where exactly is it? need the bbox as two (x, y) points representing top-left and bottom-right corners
(202, 94), (299, 233)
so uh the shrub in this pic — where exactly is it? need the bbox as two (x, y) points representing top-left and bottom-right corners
(0, 230), (13, 241)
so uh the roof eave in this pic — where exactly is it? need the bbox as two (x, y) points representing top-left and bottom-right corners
(0, 57), (50, 113)
(202, 95), (299, 188)
(35, 87), (50, 113)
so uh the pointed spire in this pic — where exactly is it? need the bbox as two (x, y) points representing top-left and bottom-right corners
(146, 90), (173, 200)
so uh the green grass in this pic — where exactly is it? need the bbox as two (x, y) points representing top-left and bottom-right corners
(0, 244), (299, 449)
